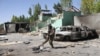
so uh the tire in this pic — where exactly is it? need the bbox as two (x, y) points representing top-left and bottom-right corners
(91, 30), (99, 38)
(63, 36), (70, 41)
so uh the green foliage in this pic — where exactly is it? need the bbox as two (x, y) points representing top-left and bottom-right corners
(52, 13), (57, 17)
(60, 0), (72, 9)
(29, 16), (34, 23)
(81, 0), (100, 14)
(11, 15), (29, 23)
(28, 7), (32, 16)
(45, 4), (48, 10)
(81, 0), (95, 14)
(95, 0), (100, 13)
(53, 3), (62, 14)
(11, 15), (19, 22)
(33, 3), (41, 21)
(11, 3), (41, 23)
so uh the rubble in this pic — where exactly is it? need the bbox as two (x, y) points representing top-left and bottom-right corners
(32, 46), (51, 53)
(3, 52), (14, 56)
(0, 36), (7, 41)
(70, 45), (75, 47)
(26, 31), (40, 36)
(23, 41), (31, 44)
(18, 28), (27, 33)
(0, 33), (100, 56)
(0, 49), (4, 56)
(8, 49), (14, 52)
(32, 47), (41, 53)
(72, 51), (75, 54)
(0, 41), (23, 46)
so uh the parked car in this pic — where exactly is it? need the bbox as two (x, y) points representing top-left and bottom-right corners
(42, 25), (99, 41)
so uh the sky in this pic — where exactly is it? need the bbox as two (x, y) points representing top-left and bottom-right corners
(0, 0), (81, 24)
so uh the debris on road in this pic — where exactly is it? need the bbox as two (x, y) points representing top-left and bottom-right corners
(0, 33), (100, 56)
(32, 47), (41, 53)
(26, 31), (40, 36)
(0, 36), (7, 41)
(23, 41), (31, 44)
(72, 51), (75, 54)
(8, 49), (14, 52)
(0, 41), (23, 46)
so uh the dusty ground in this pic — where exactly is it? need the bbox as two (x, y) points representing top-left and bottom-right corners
(0, 33), (100, 56)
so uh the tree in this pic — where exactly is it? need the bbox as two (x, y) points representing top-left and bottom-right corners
(60, 0), (72, 9)
(11, 3), (41, 23)
(11, 15), (30, 23)
(33, 3), (41, 21)
(45, 4), (48, 10)
(81, 0), (95, 14)
(11, 15), (19, 22)
(19, 15), (25, 22)
(28, 7), (32, 16)
(25, 17), (30, 23)
(95, 0), (100, 13)
(53, 3), (62, 14)
(52, 13), (57, 17)
(27, 3), (41, 23)
(29, 16), (34, 23)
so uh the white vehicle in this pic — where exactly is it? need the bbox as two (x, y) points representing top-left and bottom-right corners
(43, 26), (98, 41)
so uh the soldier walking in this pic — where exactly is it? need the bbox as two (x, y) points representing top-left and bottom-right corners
(39, 24), (55, 48)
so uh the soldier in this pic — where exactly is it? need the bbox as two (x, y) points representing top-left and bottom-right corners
(39, 24), (55, 48)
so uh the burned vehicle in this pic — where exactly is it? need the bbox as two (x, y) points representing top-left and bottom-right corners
(42, 26), (99, 41)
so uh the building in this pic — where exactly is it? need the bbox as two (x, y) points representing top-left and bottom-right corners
(4, 22), (30, 33)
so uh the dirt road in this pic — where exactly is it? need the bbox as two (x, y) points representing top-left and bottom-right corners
(0, 33), (100, 56)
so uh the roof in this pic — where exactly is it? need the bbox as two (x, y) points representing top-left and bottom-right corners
(5, 22), (30, 24)
(41, 9), (51, 12)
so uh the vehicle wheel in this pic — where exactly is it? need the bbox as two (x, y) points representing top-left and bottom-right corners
(91, 30), (99, 38)
(63, 36), (70, 41)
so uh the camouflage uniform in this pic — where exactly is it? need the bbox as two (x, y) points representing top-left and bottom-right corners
(40, 24), (55, 48)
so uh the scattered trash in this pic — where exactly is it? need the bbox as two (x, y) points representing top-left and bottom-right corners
(26, 31), (39, 36)
(66, 52), (69, 54)
(32, 46), (51, 53)
(32, 47), (40, 53)
(18, 28), (27, 33)
(0, 36), (8, 41)
(29, 39), (33, 41)
(32, 47), (40, 51)
(70, 45), (75, 47)
(82, 45), (90, 48)
(0, 52), (4, 56)
(23, 41), (30, 44)
(8, 49), (14, 52)
(39, 46), (44, 50)
(72, 51), (75, 54)
(0, 41), (23, 46)
(4, 39), (8, 42)
(3, 52), (14, 56)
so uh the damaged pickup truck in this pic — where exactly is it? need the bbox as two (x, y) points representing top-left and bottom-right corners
(42, 26), (99, 41)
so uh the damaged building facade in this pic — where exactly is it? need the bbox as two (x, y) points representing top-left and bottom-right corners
(4, 22), (30, 33)
(74, 13), (100, 33)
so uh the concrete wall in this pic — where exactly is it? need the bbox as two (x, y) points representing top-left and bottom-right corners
(62, 11), (81, 26)
(52, 19), (62, 31)
(74, 13), (100, 33)
(7, 24), (16, 33)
